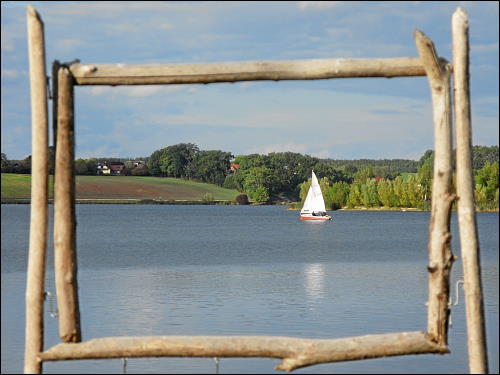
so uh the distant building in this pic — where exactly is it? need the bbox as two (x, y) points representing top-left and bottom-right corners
(109, 162), (125, 175)
(229, 163), (240, 174)
(97, 163), (110, 175)
(97, 162), (125, 175)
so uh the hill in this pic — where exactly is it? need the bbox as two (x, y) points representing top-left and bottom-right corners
(1, 174), (239, 202)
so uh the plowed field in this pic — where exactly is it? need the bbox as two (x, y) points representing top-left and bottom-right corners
(1, 174), (239, 201)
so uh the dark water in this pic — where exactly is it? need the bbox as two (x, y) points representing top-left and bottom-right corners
(1, 205), (498, 374)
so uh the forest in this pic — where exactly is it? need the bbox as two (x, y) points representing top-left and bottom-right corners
(1, 144), (498, 210)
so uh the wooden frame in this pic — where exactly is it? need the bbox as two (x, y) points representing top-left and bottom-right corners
(24, 5), (488, 374)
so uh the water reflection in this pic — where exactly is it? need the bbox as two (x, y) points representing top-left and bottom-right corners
(304, 263), (325, 300)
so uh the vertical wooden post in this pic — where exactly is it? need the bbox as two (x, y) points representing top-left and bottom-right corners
(25, 5), (49, 374)
(452, 8), (489, 374)
(54, 66), (81, 343)
(415, 30), (455, 346)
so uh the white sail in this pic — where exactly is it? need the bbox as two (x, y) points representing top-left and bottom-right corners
(300, 171), (326, 214)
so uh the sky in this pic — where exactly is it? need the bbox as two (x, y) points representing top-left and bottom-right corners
(1, 1), (498, 161)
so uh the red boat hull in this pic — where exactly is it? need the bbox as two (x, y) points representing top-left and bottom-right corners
(300, 216), (332, 221)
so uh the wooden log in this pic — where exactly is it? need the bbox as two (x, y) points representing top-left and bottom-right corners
(39, 332), (447, 372)
(25, 5), (49, 374)
(414, 30), (455, 346)
(69, 57), (427, 85)
(452, 7), (489, 374)
(54, 66), (81, 343)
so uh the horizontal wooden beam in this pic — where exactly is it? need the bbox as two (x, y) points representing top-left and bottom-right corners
(39, 331), (447, 372)
(69, 57), (428, 86)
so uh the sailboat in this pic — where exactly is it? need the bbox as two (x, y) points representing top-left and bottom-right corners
(300, 171), (332, 221)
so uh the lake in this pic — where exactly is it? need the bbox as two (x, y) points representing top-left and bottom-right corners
(1, 205), (498, 374)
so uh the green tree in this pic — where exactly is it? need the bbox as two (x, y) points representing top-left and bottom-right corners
(250, 185), (270, 203)
(377, 178), (395, 207)
(314, 162), (351, 184)
(472, 145), (499, 170)
(160, 143), (199, 178)
(348, 183), (363, 208)
(326, 181), (350, 209)
(417, 158), (433, 201)
(405, 175), (425, 207)
(267, 152), (317, 194)
(234, 154), (269, 170)
(392, 176), (406, 207)
(299, 179), (311, 202)
(353, 165), (374, 184)
(85, 158), (98, 175)
(223, 173), (244, 191)
(475, 161), (499, 200)
(188, 150), (232, 186)
(418, 149), (434, 167)
(74, 159), (89, 175)
(361, 179), (380, 207)
(147, 148), (167, 177)
(1, 153), (8, 172)
(242, 166), (274, 203)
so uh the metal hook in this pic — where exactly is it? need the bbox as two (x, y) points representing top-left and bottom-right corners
(449, 279), (464, 306)
(214, 357), (220, 374)
(44, 291), (58, 318)
(122, 357), (128, 374)
(448, 279), (464, 328)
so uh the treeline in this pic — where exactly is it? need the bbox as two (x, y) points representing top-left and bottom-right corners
(147, 143), (232, 185)
(322, 159), (419, 179)
(303, 151), (498, 211)
(1, 145), (498, 209)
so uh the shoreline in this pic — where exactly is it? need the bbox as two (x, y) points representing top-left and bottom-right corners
(2, 198), (498, 212)
(1, 198), (235, 205)
(287, 205), (499, 213)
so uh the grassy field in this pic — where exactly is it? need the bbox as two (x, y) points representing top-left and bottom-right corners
(1, 174), (239, 201)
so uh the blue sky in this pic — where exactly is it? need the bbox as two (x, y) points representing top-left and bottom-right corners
(1, 1), (498, 160)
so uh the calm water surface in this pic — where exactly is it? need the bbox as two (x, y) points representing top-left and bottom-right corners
(1, 205), (498, 374)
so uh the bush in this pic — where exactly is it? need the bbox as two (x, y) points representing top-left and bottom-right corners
(131, 165), (150, 176)
(201, 193), (215, 203)
(235, 194), (249, 205)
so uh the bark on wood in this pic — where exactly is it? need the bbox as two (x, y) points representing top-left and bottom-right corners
(452, 7), (489, 374)
(54, 66), (81, 343)
(39, 332), (447, 372)
(414, 30), (455, 346)
(25, 5), (49, 374)
(69, 57), (426, 85)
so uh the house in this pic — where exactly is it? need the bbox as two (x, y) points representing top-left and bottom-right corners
(97, 162), (125, 175)
(109, 162), (125, 175)
(229, 163), (240, 174)
(97, 163), (110, 175)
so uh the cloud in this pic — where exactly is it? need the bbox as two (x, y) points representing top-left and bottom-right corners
(56, 39), (90, 52)
(471, 43), (499, 53)
(88, 85), (197, 97)
(298, 1), (342, 11)
(1, 69), (20, 79)
(1, 30), (15, 52)
(158, 23), (175, 31)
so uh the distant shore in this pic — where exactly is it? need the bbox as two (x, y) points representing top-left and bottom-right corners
(287, 205), (498, 213)
(1, 198), (234, 205)
(2, 199), (498, 212)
